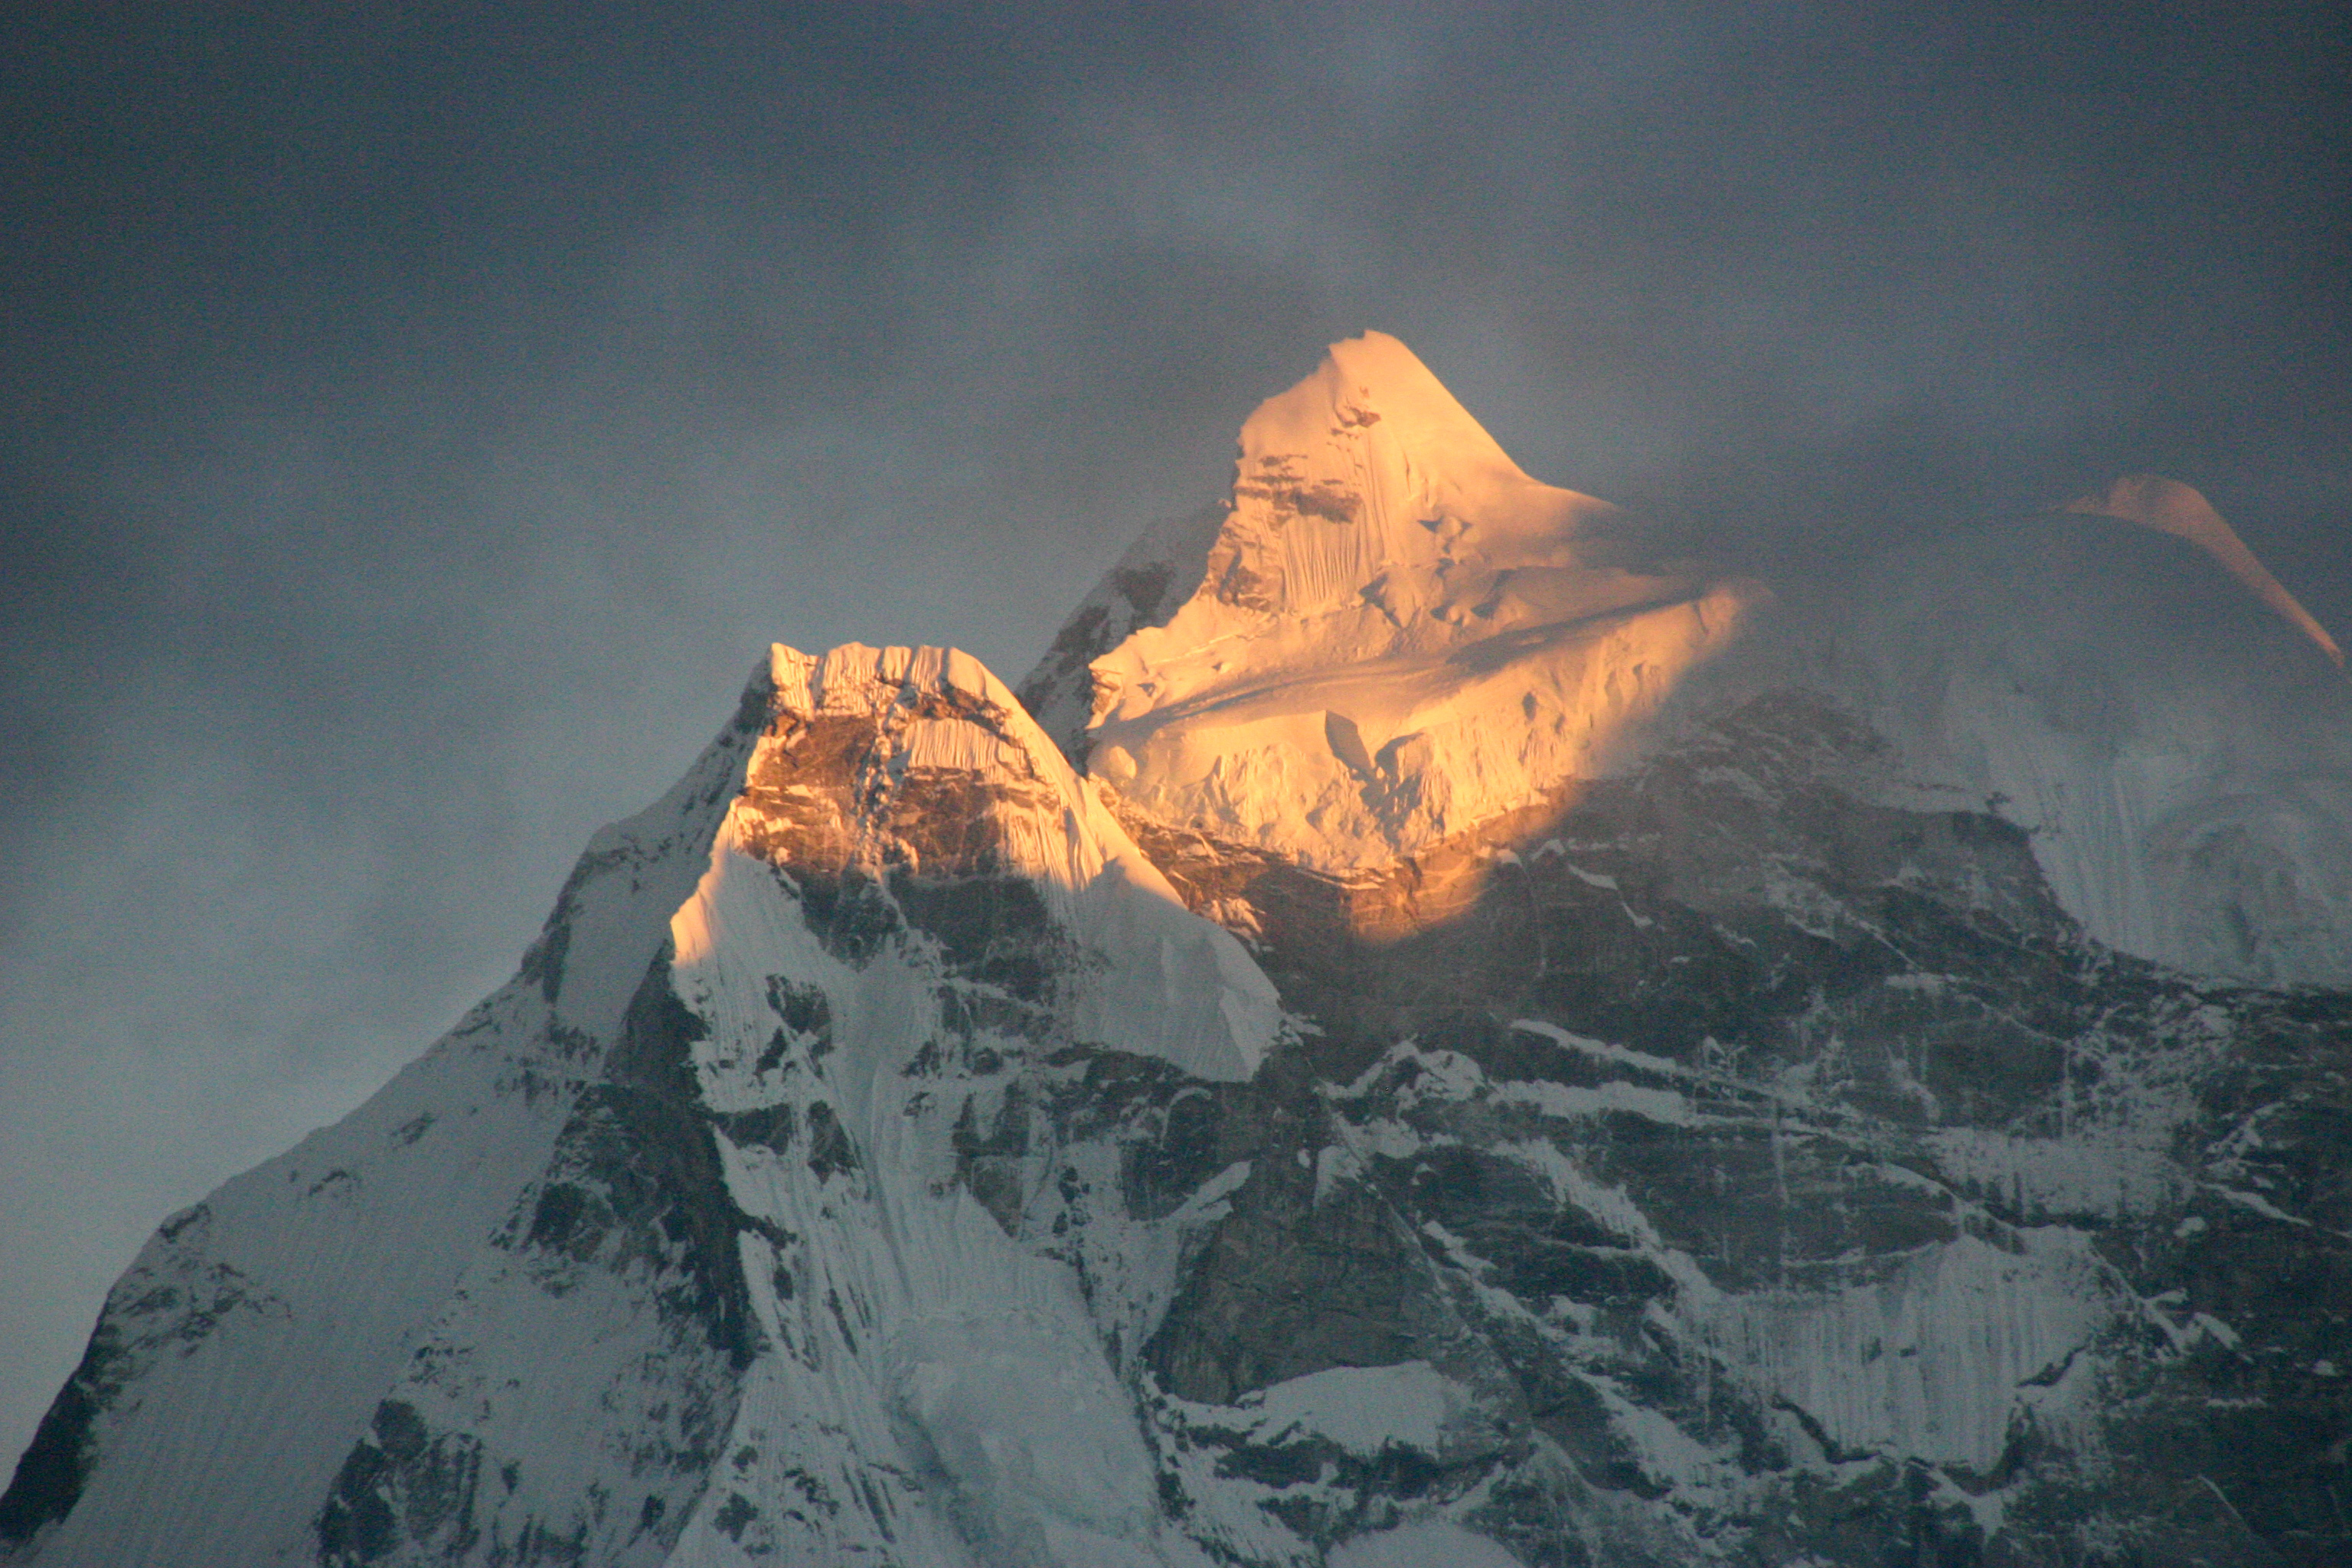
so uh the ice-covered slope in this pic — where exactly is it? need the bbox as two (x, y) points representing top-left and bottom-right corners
(1023, 332), (1759, 878)
(1032, 340), (2351, 983)
(0, 682), (771, 1566)
(635, 643), (1272, 1566)
(1777, 508), (2352, 985)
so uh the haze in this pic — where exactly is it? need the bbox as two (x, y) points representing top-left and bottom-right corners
(2, 2), (2346, 1473)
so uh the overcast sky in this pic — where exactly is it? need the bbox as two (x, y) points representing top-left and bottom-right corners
(3, 0), (2347, 1471)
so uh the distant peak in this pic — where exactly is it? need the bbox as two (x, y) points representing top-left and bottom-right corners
(2064, 475), (2343, 668)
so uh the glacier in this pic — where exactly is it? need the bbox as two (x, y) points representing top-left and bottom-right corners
(7, 335), (2350, 1567)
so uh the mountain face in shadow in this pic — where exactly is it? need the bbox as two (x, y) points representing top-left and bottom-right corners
(8, 338), (2350, 1568)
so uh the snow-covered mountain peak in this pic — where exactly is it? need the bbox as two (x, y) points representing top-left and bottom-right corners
(1203, 330), (1621, 623)
(678, 642), (1276, 1083)
(723, 641), (1157, 897)
(1024, 336), (1758, 877)
(2063, 473), (2344, 668)
(1223, 331), (1588, 570)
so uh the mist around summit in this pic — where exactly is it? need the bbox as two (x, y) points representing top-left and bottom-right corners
(6, 336), (2350, 1567)
(8, 8), (2350, 1517)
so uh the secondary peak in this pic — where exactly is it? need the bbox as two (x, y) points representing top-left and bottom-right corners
(2064, 475), (2342, 668)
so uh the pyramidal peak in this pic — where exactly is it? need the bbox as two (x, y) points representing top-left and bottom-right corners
(1022, 335), (2352, 981)
(1200, 329), (1619, 623)
(1228, 330), (1566, 550)
(1025, 332), (1759, 877)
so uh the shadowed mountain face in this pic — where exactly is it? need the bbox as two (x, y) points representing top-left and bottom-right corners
(1109, 693), (2352, 1565)
(7, 341), (2351, 1568)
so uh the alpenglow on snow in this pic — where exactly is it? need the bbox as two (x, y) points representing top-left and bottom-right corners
(7, 334), (2350, 1568)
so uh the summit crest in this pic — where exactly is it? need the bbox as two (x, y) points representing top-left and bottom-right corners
(1026, 333), (1757, 877)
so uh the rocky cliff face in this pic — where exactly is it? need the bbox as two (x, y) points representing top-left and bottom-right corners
(7, 339), (2350, 1568)
(1105, 691), (2352, 1566)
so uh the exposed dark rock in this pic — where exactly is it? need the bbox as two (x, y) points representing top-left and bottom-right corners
(0, 1327), (126, 1545)
(1107, 691), (2352, 1564)
(1145, 1152), (1430, 1404)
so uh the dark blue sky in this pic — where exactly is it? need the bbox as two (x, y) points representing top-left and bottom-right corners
(2, 0), (2346, 1468)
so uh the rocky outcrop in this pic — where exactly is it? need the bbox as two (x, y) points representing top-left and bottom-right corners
(1099, 690), (2352, 1566)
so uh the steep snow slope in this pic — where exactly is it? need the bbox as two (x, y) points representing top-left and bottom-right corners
(1772, 510), (2352, 985)
(2, 643), (1281, 1568)
(1024, 332), (1759, 880)
(0, 686), (772, 1566)
(645, 643), (1273, 1566)
(303, 643), (1277, 1567)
